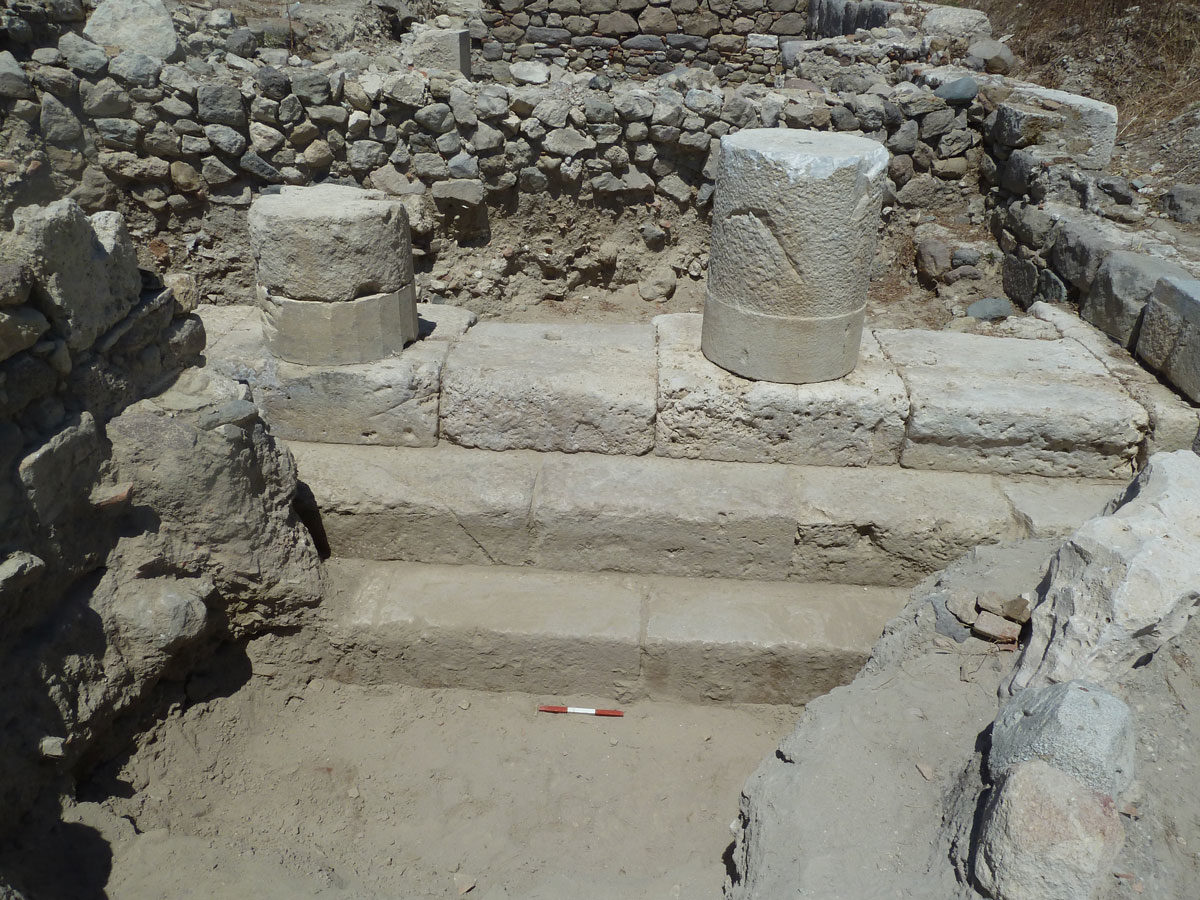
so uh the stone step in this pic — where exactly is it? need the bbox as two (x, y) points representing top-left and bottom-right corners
(321, 559), (909, 705)
(201, 306), (1199, 478)
(290, 441), (1124, 587)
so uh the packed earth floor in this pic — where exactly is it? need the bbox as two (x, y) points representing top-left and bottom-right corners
(3, 669), (796, 900)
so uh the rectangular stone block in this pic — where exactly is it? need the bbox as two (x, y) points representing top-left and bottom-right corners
(410, 28), (471, 76)
(262, 284), (418, 366)
(289, 442), (541, 565)
(327, 559), (642, 694)
(1029, 302), (1200, 460)
(529, 451), (801, 580)
(1135, 275), (1200, 403)
(791, 465), (1020, 585)
(440, 322), (657, 454)
(200, 303), (450, 446)
(1001, 478), (1125, 540)
(642, 577), (905, 704)
(654, 313), (908, 465)
(877, 329), (1148, 477)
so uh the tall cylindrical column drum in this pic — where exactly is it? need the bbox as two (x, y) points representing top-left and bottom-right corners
(701, 129), (889, 384)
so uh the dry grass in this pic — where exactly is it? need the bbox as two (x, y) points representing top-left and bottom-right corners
(964, 0), (1200, 141)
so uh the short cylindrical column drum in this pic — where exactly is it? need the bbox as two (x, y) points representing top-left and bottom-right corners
(701, 129), (889, 384)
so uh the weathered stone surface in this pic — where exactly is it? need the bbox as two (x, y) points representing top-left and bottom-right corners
(1135, 275), (1200, 403)
(262, 286), (419, 367)
(440, 322), (657, 454)
(84, 0), (180, 60)
(791, 465), (1019, 585)
(38, 93), (83, 144)
(247, 184), (413, 303)
(290, 442), (542, 566)
(877, 329), (1147, 478)
(0, 200), (140, 351)
(0, 306), (51, 362)
(655, 313), (908, 465)
(702, 129), (888, 383)
(1081, 250), (1190, 347)
(989, 681), (1135, 798)
(0, 51), (35, 99)
(974, 761), (1123, 900)
(412, 26), (472, 75)
(201, 303), (471, 446)
(1029, 301), (1200, 459)
(1005, 451), (1200, 694)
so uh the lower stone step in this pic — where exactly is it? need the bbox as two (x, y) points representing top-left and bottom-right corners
(320, 559), (908, 705)
(291, 442), (1124, 587)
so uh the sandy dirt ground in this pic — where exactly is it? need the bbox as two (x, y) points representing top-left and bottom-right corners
(34, 673), (797, 899)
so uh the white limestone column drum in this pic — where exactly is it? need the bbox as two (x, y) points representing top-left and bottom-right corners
(247, 184), (418, 366)
(701, 129), (889, 384)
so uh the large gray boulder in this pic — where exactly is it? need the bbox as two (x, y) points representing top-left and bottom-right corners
(988, 680), (1135, 798)
(974, 760), (1124, 900)
(0, 200), (141, 351)
(1081, 250), (1190, 347)
(1004, 451), (1200, 695)
(84, 0), (180, 61)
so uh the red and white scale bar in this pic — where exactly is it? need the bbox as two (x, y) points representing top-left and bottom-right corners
(537, 705), (624, 717)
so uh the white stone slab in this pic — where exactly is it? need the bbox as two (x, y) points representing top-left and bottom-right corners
(655, 313), (908, 465)
(262, 285), (418, 366)
(876, 329), (1148, 477)
(440, 322), (657, 455)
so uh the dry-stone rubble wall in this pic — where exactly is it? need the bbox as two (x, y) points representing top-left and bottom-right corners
(0, 201), (322, 839)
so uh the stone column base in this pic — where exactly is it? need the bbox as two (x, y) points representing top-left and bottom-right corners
(700, 293), (865, 384)
(262, 284), (419, 366)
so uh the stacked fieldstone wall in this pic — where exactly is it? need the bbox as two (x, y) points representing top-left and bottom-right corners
(480, 0), (808, 80)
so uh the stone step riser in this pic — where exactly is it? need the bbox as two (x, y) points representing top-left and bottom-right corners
(321, 560), (908, 705)
(292, 442), (1124, 587)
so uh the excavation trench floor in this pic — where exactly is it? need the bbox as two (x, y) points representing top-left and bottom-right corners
(78, 675), (797, 899)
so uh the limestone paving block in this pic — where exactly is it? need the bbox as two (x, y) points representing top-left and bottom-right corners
(702, 129), (888, 384)
(325, 560), (642, 695)
(876, 329), (1148, 477)
(247, 184), (413, 303)
(528, 451), (801, 580)
(440, 322), (657, 455)
(199, 303), (448, 447)
(642, 577), (905, 704)
(261, 285), (419, 366)
(791, 465), (1020, 585)
(289, 442), (541, 565)
(655, 313), (908, 466)
(1030, 302), (1200, 459)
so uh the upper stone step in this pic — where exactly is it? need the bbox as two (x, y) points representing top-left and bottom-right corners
(200, 306), (1197, 478)
(291, 442), (1123, 586)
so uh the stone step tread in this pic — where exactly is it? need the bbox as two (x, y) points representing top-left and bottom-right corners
(323, 559), (909, 705)
(292, 441), (1125, 586)
(200, 306), (1200, 477)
